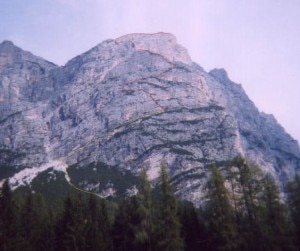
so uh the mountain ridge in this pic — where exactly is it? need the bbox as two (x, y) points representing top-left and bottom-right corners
(0, 33), (299, 205)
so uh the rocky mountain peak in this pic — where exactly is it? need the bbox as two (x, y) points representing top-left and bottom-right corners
(209, 68), (232, 84)
(62, 32), (193, 86)
(115, 32), (192, 65)
(0, 40), (21, 67)
(0, 40), (57, 70)
(0, 40), (15, 48)
(0, 34), (299, 205)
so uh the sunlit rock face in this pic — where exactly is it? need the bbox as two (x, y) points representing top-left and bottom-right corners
(0, 40), (58, 168)
(0, 34), (299, 205)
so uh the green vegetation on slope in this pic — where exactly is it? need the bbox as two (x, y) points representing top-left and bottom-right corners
(0, 157), (300, 251)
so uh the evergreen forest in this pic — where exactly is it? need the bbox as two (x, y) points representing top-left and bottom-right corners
(1, 157), (300, 251)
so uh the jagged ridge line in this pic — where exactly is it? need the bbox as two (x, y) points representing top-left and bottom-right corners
(1, 34), (179, 129)
(1, 49), (176, 146)
(3, 41), (184, 196)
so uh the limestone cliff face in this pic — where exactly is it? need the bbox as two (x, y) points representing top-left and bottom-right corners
(208, 69), (300, 181)
(0, 40), (58, 168)
(0, 34), (299, 204)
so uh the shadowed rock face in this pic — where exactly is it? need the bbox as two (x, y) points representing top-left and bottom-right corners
(0, 33), (299, 205)
(208, 69), (300, 181)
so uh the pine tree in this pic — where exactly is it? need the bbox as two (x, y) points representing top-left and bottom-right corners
(112, 197), (139, 251)
(179, 201), (208, 251)
(260, 174), (294, 251)
(85, 195), (111, 251)
(225, 164), (242, 225)
(133, 169), (153, 251)
(229, 157), (295, 251)
(205, 165), (238, 251)
(19, 192), (51, 250)
(155, 163), (183, 251)
(112, 170), (154, 251)
(0, 180), (18, 251)
(37, 205), (55, 251)
(85, 195), (100, 251)
(55, 195), (86, 251)
(236, 158), (262, 224)
(287, 174), (300, 249)
(232, 157), (264, 251)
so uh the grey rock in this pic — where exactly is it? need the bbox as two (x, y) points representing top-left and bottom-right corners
(208, 68), (300, 181)
(0, 33), (299, 205)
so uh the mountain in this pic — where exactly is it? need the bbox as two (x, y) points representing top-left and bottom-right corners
(0, 33), (299, 205)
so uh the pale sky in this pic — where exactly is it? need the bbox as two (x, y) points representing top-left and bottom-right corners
(1, 0), (300, 143)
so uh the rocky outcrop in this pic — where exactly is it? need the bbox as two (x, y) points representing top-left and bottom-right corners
(0, 34), (299, 205)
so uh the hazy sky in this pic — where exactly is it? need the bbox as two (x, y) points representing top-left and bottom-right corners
(1, 0), (300, 142)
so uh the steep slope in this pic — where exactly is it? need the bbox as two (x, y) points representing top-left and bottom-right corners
(42, 33), (241, 202)
(0, 41), (59, 169)
(0, 33), (299, 205)
(208, 69), (300, 181)
(0, 40), (58, 104)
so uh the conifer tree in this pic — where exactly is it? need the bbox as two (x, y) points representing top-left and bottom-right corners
(260, 174), (294, 251)
(85, 195), (111, 251)
(55, 195), (86, 251)
(156, 163), (183, 251)
(287, 174), (300, 249)
(19, 192), (51, 251)
(232, 157), (264, 251)
(179, 201), (207, 251)
(205, 165), (238, 251)
(113, 170), (153, 251)
(229, 157), (295, 251)
(38, 205), (55, 251)
(225, 164), (242, 225)
(133, 169), (153, 251)
(235, 158), (262, 224)
(113, 197), (139, 251)
(0, 180), (18, 251)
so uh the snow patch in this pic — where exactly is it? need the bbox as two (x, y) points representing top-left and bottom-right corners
(79, 180), (101, 192)
(147, 164), (160, 180)
(126, 185), (138, 197)
(8, 159), (70, 189)
(100, 187), (116, 198)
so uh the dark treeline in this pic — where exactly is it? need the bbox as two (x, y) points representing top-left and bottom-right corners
(1, 158), (300, 251)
